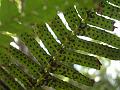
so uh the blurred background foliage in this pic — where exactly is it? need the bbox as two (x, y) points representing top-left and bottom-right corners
(73, 56), (120, 90)
(0, 0), (96, 24)
(21, 0), (96, 22)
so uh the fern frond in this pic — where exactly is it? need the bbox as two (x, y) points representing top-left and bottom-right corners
(9, 46), (41, 79)
(0, 67), (24, 90)
(55, 48), (101, 69)
(65, 6), (114, 31)
(39, 74), (80, 90)
(108, 0), (120, 6)
(63, 6), (120, 49)
(20, 33), (50, 67)
(49, 61), (94, 86)
(33, 24), (61, 55)
(0, 80), (8, 90)
(5, 64), (33, 89)
(96, 1), (120, 20)
(1, 0), (120, 89)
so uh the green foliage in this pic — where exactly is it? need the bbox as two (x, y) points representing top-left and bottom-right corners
(9, 46), (41, 79)
(96, 1), (120, 20)
(0, 34), (12, 47)
(20, 32), (50, 67)
(108, 0), (120, 6)
(0, 0), (120, 90)
(0, 0), (19, 24)
(21, 0), (75, 23)
(50, 62), (94, 86)
(55, 49), (101, 69)
(33, 24), (61, 55)
(75, 6), (114, 31)
(39, 74), (80, 90)
(5, 64), (33, 89)
(0, 67), (24, 90)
